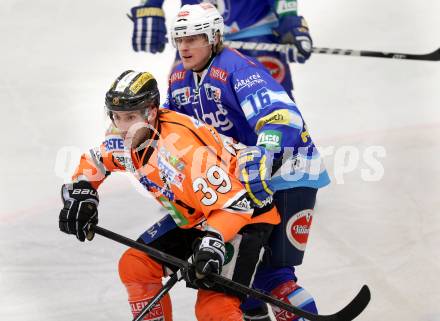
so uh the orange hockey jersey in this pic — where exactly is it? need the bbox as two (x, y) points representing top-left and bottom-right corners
(73, 109), (279, 241)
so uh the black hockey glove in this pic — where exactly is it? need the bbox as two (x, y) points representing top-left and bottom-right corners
(194, 233), (225, 275)
(187, 233), (225, 288)
(59, 181), (99, 242)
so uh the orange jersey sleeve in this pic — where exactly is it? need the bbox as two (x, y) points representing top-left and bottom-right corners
(72, 126), (131, 190)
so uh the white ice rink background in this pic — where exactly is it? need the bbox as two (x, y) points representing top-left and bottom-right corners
(0, 0), (439, 320)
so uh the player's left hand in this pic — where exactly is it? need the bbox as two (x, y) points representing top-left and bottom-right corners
(130, 2), (167, 53)
(273, 15), (313, 63)
(59, 181), (99, 242)
(237, 146), (275, 208)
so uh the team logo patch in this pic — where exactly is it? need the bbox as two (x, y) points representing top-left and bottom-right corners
(257, 56), (286, 83)
(286, 209), (313, 251)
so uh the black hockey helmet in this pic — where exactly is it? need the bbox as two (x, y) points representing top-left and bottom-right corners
(105, 70), (160, 116)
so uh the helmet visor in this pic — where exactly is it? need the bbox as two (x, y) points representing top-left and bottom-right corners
(173, 34), (210, 49)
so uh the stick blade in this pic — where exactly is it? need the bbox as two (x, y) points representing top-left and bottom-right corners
(425, 48), (440, 61)
(333, 285), (371, 320)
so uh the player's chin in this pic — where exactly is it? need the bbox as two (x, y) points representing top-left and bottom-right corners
(181, 57), (195, 69)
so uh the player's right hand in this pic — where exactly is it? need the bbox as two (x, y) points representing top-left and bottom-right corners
(186, 233), (225, 288)
(59, 181), (99, 242)
(130, 1), (167, 53)
(193, 233), (225, 276)
(273, 15), (313, 63)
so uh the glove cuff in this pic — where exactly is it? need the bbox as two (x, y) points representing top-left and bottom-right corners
(132, 6), (165, 19)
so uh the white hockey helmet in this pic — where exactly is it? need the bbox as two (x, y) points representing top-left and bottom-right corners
(170, 3), (224, 47)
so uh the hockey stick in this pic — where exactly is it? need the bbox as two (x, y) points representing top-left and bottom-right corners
(133, 270), (183, 321)
(92, 225), (371, 321)
(126, 11), (439, 62)
(224, 40), (440, 61)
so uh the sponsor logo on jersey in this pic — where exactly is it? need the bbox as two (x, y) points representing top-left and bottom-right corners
(255, 109), (291, 132)
(234, 72), (266, 92)
(114, 154), (136, 173)
(171, 87), (191, 105)
(286, 209), (313, 251)
(104, 137), (124, 151)
(193, 103), (234, 132)
(159, 147), (186, 171)
(158, 149), (185, 189)
(209, 66), (228, 83)
(257, 56), (286, 83)
(139, 175), (175, 201)
(170, 70), (186, 83)
(171, 84), (233, 132)
(276, 0), (298, 15)
(204, 84), (222, 102)
(257, 130), (282, 149)
(228, 195), (252, 212)
(130, 299), (164, 320)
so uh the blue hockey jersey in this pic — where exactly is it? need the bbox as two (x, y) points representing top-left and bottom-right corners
(163, 47), (330, 190)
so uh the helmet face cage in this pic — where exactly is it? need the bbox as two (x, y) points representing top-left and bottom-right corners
(171, 3), (224, 48)
(105, 71), (160, 119)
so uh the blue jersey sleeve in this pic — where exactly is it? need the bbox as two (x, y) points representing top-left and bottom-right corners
(230, 66), (304, 152)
